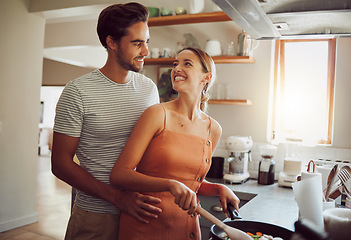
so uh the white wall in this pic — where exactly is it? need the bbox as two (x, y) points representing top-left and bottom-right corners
(208, 40), (274, 142)
(38, 87), (64, 155)
(0, 0), (45, 232)
(40, 87), (64, 128)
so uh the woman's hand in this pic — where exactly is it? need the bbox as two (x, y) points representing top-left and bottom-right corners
(168, 180), (198, 214)
(218, 185), (240, 217)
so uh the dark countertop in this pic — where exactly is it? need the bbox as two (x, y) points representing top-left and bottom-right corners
(206, 178), (299, 231)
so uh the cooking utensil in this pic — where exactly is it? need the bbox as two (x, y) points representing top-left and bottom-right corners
(316, 165), (334, 191)
(327, 182), (342, 200)
(324, 164), (338, 200)
(210, 203), (293, 239)
(196, 205), (251, 240)
(226, 202), (242, 220)
(337, 166), (351, 198)
(211, 220), (294, 240)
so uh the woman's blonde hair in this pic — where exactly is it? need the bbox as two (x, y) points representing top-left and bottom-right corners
(179, 47), (216, 112)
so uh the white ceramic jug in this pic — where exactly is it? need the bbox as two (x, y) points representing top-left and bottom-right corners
(237, 31), (259, 57)
(205, 39), (222, 56)
(189, 0), (204, 14)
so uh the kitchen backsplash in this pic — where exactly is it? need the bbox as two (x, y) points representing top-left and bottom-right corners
(213, 139), (351, 180)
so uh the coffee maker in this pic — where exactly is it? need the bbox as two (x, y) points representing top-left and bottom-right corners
(258, 144), (277, 185)
(223, 136), (253, 184)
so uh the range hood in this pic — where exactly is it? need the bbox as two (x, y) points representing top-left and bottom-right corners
(213, 0), (351, 39)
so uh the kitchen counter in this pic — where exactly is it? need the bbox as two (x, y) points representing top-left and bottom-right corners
(206, 178), (299, 231)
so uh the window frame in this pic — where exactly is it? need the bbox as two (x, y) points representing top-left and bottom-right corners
(271, 38), (336, 144)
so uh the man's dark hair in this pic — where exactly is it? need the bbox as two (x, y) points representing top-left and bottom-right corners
(97, 2), (149, 49)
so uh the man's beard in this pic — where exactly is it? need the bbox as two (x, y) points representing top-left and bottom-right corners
(116, 48), (143, 73)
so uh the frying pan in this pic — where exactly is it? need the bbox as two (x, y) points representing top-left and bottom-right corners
(210, 204), (293, 240)
(210, 220), (293, 240)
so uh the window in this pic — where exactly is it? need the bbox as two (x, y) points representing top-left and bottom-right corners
(271, 39), (336, 145)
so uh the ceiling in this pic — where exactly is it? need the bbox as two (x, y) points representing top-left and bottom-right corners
(32, 0), (351, 68)
(35, 1), (113, 68)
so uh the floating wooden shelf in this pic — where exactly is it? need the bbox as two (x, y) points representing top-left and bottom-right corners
(145, 11), (255, 66)
(148, 11), (231, 27)
(208, 99), (252, 105)
(148, 11), (254, 106)
(144, 56), (254, 65)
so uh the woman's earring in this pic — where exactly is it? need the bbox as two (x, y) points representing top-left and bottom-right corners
(203, 82), (209, 93)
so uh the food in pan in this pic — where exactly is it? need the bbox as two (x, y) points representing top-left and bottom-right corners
(220, 231), (284, 240)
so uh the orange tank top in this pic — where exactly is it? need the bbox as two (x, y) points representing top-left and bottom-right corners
(118, 105), (213, 240)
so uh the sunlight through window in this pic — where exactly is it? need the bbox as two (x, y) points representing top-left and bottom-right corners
(272, 39), (336, 145)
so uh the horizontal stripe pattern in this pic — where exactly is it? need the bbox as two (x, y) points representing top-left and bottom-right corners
(54, 70), (159, 214)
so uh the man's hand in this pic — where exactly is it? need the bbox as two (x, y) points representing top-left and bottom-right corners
(117, 191), (162, 224)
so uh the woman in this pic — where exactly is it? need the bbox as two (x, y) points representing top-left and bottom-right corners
(110, 47), (243, 240)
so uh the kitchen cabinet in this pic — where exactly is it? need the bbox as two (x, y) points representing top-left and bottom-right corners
(148, 11), (253, 106)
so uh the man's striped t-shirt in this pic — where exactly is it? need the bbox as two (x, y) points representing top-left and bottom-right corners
(54, 69), (159, 214)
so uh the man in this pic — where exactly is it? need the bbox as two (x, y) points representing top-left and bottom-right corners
(51, 3), (161, 239)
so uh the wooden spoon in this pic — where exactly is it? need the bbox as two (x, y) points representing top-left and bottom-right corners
(196, 205), (251, 240)
(325, 164), (338, 200)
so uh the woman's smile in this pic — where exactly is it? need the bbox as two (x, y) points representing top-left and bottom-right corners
(174, 75), (186, 82)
